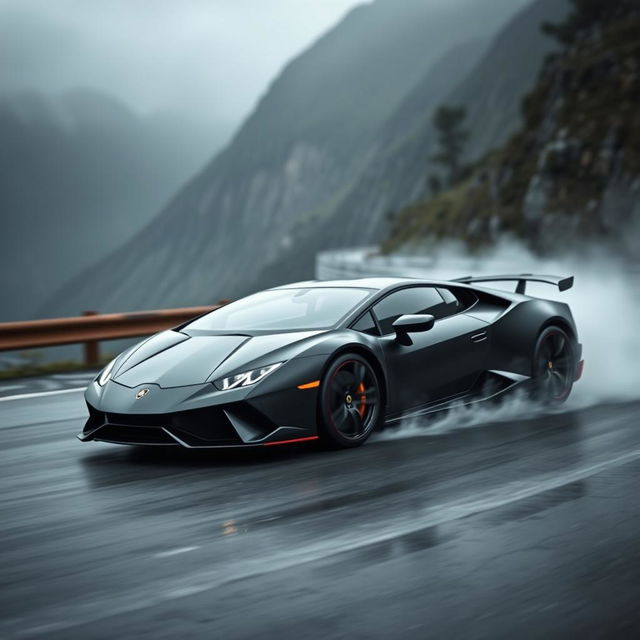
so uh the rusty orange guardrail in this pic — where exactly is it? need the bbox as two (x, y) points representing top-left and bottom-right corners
(0, 304), (225, 366)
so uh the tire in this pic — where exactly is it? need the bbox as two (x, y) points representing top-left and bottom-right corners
(318, 353), (383, 448)
(531, 326), (576, 404)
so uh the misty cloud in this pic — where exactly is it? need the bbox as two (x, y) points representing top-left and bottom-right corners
(0, 0), (363, 127)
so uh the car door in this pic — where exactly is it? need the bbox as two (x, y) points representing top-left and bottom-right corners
(371, 285), (489, 414)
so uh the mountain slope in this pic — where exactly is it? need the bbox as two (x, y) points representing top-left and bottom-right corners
(249, 0), (568, 292)
(44, 0), (530, 316)
(338, 0), (566, 239)
(0, 89), (222, 321)
(382, 0), (640, 258)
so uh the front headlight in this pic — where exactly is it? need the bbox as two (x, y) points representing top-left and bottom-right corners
(214, 362), (284, 391)
(97, 358), (117, 386)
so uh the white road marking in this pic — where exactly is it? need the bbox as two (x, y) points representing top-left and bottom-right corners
(154, 547), (199, 558)
(0, 387), (86, 403)
(9, 446), (640, 638)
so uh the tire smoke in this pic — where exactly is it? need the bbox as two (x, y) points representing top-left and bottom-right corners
(374, 239), (640, 440)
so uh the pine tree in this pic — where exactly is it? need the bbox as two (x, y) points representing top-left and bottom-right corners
(431, 105), (468, 188)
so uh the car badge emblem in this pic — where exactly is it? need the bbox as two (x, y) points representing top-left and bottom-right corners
(136, 388), (150, 399)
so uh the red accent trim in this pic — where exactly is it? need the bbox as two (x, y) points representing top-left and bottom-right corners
(575, 359), (584, 382)
(263, 436), (319, 446)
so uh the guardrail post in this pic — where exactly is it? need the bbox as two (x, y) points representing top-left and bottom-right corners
(82, 311), (99, 366)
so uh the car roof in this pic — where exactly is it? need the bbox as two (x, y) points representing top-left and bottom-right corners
(273, 277), (459, 293)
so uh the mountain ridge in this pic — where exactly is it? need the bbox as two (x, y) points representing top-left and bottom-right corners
(42, 0), (533, 317)
(245, 0), (567, 296)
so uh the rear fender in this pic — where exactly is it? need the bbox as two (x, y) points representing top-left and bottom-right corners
(489, 300), (577, 376)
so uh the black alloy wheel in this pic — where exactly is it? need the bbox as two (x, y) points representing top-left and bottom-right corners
(319, 354), (383, 448)
(532, 326), (575, 404)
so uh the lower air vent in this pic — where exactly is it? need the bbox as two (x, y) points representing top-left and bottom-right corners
(84, 403), (249, 446)
(106, 412), (168, 427)
(94, 425), (176, 445)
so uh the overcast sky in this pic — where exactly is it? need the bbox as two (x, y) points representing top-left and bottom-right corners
(0, 0), (364, 129)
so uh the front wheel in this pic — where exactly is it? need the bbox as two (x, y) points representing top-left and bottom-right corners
(531, 326), (576, 404)
(319, 354), (383, 448)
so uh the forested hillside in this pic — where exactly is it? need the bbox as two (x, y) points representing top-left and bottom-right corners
(384, 0), (640, 258)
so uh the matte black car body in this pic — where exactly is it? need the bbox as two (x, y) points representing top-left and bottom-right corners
(79, 275), (583, 448)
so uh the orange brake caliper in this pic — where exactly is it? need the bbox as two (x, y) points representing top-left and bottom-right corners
(357, 382), (366, 418)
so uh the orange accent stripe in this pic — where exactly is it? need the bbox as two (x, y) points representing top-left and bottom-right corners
(297, 380), (320, 390)
(264, 436), (319, 446)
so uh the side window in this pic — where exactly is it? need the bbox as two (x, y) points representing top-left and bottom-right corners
(437, 287), (477, 314)
(351, 311), (379, 336)
(373, 287), (445, 335)
(437, 287), (462, 317)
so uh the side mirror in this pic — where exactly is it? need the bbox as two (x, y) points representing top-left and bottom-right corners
(392, 314), (435, 345)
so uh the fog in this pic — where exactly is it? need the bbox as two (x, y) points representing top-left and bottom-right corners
(0, 0), (363, 129)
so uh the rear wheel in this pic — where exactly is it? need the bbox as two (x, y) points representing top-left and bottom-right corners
(319, 354), (383, 448)
(531, 326), (575, 404)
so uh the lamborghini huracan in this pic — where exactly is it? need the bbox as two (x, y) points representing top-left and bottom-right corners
(79, 274), (583, 449)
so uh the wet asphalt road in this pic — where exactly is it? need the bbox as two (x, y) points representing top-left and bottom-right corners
(1, 389), (640, 639)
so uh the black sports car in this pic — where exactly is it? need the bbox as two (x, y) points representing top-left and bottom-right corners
(80, 274), (583, 449)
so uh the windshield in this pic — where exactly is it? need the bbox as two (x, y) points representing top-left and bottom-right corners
(185, 287), (372, 332)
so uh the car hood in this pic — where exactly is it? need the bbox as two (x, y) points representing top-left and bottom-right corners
(112, 329), (323, 388)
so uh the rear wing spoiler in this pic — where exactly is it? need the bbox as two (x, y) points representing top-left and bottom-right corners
(451, 273), (574, 295)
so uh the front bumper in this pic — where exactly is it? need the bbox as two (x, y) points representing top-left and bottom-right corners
(79, 400), (317, 447)
(79, 365), (323, 448)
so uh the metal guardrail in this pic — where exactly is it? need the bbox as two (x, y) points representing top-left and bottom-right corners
(0, 305), (222, 366)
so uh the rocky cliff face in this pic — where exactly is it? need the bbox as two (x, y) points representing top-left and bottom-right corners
(42, 0), (535, 316)
(251, 0), (567, 292)
(384, 0), (640, 260)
